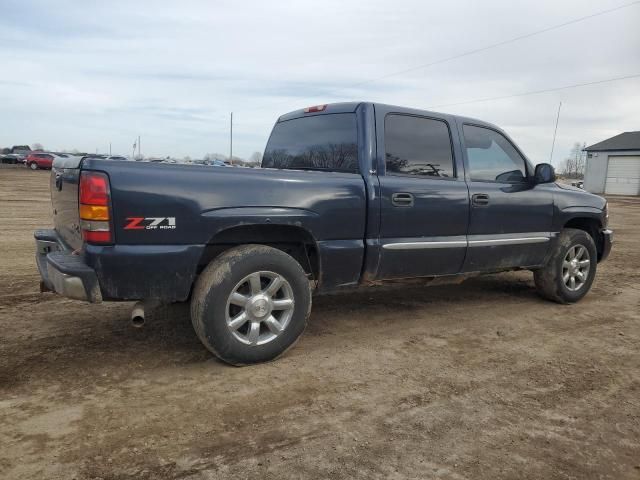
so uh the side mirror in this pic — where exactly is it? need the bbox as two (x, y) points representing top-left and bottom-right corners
(534, 163), (556, 184)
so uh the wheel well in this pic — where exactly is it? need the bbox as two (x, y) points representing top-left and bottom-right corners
(198, 224), (320, 280)
(563, 217), (604, 260)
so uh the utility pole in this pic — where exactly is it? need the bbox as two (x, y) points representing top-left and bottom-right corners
(549, 101), (562, 165)
(229, 112), (233, 165)
(109, 142), (112, 156)
(138, 135), (141, 160)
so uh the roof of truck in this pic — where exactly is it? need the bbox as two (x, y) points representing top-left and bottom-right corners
(277, 101), (498, 131)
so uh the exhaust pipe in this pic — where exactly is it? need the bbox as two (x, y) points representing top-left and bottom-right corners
(131, 301), (145, 328)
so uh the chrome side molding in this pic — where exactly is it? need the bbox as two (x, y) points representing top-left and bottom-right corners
(383, 240), (467, 250)
(382, 232), (554, 250)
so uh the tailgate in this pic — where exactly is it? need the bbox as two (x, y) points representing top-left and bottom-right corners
(51, 156), (83, 251)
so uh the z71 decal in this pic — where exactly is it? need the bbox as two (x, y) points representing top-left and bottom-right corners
(124, 217), (176, 230)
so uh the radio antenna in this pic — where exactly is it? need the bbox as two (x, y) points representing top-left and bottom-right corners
(549, 101), (562, 164)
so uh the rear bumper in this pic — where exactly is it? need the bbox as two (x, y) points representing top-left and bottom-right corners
(35, 229), (203, 302)
(35, 229), (102, 303)
(600, 228), (613, 262)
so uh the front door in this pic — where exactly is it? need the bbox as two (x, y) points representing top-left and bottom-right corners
(376, 113), (469, 279)
(460, 123), (554, 272)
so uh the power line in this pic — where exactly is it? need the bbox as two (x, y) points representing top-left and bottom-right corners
(239, 72), (640, 127)
(425, 72), (640, 109)
(336, 0), (640, 93)
(237, 1), (640, 121)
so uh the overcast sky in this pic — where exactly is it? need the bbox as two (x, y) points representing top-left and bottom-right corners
(1, 0), (639, 164)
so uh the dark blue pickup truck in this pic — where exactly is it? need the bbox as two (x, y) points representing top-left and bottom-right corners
(36, 102), (612, 365)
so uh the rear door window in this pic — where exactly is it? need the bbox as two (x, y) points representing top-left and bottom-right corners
(262, 113), (358, 173)
(384, 114), (455, 178)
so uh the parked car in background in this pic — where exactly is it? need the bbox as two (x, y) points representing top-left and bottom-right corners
(0, 153), (20, 164)
(25, 152), (55, 170)
(208, 159), (229, 167)
(11, 145), (31, 158)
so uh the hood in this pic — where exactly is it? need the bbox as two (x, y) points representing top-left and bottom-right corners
(555, 182), (583, 193)
(554, 183), (606, 211)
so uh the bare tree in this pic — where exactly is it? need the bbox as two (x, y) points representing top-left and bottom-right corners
(32, 143), (44, 151)
(562, 142), (586, 179)
(248, 151), (262, 166)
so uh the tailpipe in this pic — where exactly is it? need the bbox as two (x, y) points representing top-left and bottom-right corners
(131, 301), (145, 328)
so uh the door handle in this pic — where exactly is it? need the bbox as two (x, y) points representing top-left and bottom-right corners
(391, 192), (414, 207)
(472, 193), (490, 206)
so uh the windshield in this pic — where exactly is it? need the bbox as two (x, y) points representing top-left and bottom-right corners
(262, 113), (358, 173)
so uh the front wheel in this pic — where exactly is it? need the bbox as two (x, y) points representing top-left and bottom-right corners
(29, 162), (38, 170)
(534, 228), (597, 304)
(191, 244), (311, 365)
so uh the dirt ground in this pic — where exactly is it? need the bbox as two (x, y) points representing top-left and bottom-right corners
(0, 164), (638, 480)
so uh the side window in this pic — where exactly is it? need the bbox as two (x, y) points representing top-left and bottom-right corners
(384, 114), (455, 178)
(463, 125), (527, 183)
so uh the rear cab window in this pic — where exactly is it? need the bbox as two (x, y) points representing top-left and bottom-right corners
(384, 114), (455, 178)
(262, 113), (358, 173)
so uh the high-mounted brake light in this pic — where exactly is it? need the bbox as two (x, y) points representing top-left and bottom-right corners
(304, 104), (327, 113)
(79, 171), (112, 244)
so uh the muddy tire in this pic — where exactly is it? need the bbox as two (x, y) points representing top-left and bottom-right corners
(191, 244), (311, 365)
(29, 162), (38, 170)
(534, 228), (597, 304)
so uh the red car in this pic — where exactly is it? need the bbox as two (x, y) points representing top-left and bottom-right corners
(26, 153), (54, 170)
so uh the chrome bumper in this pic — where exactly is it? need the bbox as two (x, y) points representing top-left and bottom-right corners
(35, 229), (102, 302)
(600, 229), (613, 262)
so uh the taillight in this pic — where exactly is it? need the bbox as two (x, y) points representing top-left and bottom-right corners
(79, 171), (112, 244)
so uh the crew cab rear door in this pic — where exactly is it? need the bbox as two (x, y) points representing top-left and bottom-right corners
(374, 109), (469, 279)
(460, 123), (553, 271)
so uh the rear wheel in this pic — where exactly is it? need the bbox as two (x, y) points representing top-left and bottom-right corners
(191, 244), (311, 365)
(29, 162), (38, 170)
(534, 228), (597, 304)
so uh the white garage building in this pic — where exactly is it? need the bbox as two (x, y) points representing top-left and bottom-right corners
(584, 131), (640, 195)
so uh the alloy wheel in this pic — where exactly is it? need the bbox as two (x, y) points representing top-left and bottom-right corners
(562, 245), (591, 291)
(225, 271), (295, 346)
